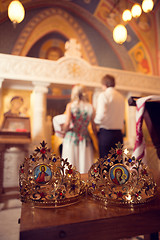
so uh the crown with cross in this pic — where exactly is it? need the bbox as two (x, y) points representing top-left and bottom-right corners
(87, 142), (157, 206)
(19, 141), (85, 207)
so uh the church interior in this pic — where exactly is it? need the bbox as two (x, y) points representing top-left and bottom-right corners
(0, 0), (160, 239)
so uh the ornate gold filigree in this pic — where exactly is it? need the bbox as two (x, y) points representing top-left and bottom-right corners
(19, 141), (85, 208)
(87, 142), (157, 206)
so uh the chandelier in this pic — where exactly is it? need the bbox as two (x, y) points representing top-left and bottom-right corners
(113, 0), (154, 44)
(113, 24), (127, 45)
(8, 0), (25, 26)
(122, 9), (132, 22)
(142, 0), (154, 13)
(131, 3), (142, 18)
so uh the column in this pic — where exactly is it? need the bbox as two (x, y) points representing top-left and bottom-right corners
(0, 78), (4, 194)
(3, 146), (27, 190)
(0, 78), (4, 124)
(31, 81), (50, 150)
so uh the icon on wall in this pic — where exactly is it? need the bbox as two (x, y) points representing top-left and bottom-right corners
(129, 42), (151, 74)
(39, 38), (65, 61)
(4, 95), (27, 117)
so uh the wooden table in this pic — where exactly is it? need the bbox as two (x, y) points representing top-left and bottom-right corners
(20, 190), (160, 240)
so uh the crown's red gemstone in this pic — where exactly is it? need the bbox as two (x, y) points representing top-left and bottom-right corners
(117, 191), (123, 198)
(68, 169), (73, 174)
(101, 190), (105, 196)
(40, 148), (46, 154)
(117, 149), (122, 155)
(40, 192), (45, 198)
(142, 169), (147, 175)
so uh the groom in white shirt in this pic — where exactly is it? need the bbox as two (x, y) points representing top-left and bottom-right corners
(94, 74), (125, 158)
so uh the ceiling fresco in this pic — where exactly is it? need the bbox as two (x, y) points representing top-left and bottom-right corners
(0, 0), (160, 75)
(0, 0), (159, 13)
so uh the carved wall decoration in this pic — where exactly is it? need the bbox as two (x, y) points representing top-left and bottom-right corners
(0, 53), (160, 94)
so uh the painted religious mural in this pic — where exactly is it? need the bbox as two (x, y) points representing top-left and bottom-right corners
(0, 0), (159, 74)
(39, 38), (65, 61)
(129, 42), (151, 74)
(94, 0), (157, 74)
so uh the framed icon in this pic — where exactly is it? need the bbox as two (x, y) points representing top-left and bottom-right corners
(109, 164), (130, 185)
(34, 164), (52, 184)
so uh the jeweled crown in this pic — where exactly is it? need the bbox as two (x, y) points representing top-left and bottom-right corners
(87, 142), (157, 206)
(19, 141), (85, 207)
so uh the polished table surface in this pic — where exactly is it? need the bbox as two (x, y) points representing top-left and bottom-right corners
(20, 177), (160, 240)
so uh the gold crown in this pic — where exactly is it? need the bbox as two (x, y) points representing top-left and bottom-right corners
(87, 142), (157, 206)
(19, 141), (86, 208)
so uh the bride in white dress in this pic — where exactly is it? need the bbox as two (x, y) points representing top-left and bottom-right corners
(62, 84), (97, 173)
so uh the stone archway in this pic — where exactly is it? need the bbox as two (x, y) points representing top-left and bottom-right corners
(11, 8), (98, 66)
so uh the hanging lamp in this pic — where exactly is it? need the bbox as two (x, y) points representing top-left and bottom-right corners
(131, 3), (142, 18)
(8, 0), (25, 26)
(113, 24), (127, 44)
(142, 0), (154, 13)
(122, 9), (132, 22)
